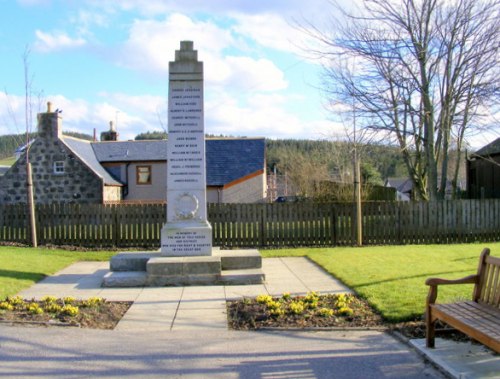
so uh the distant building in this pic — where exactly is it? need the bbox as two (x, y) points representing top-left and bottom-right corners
(467, 138), (500, 199)
(385, 177), (412, 201)
(0, 104), (267, 205)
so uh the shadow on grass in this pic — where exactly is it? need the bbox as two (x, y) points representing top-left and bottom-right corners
(351, 269), (474, 288)
(0, 269), (46, 282)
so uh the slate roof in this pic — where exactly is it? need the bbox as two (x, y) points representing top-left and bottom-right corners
(92, 140), (168, 162)
(385, 177), (413, 194)
(62, 137), (122, 186)
(474, 138), (500, 157)
(206, 138), (265, 186)
(90, 138), (266, 186)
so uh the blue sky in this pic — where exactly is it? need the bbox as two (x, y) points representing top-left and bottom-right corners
(0, 0), (344, 141)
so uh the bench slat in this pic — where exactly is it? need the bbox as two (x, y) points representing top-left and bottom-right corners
(426, 249), (500, 353)
(431, 302), (500, 352)
(434, 303), (500, 334)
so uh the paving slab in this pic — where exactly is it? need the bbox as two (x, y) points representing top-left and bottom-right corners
(411, 338), (500, 379)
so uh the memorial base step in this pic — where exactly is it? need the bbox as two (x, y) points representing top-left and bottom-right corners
(102, 271), (147, 287)
(102, 248), (265, 287)
(214, 249), (262, 270)
(219, 269), (266, 285)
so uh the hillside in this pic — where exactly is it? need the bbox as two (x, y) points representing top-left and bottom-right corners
(0, 132), (94, 161)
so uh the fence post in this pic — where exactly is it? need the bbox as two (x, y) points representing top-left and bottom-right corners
(259, 204), (266, 247)
(112, 204), (119, 247)
(330, 204), (337, 246)
(397, 203), (402, 244)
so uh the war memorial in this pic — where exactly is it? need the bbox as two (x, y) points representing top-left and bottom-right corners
(103, 41), (264, 287)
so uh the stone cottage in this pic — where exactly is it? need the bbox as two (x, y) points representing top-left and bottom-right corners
(0, 103), (122, 204)
(0, 104), (267, 205)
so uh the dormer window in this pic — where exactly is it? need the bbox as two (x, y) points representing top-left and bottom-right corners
(53, 161), (65, 174)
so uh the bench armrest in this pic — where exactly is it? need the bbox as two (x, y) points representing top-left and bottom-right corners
(425, 274), (479, 305)
(425, 275), (478, 286)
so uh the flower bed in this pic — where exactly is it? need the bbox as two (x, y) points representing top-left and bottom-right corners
(228, 292), (385, 329)
(0, 295), (131, 329)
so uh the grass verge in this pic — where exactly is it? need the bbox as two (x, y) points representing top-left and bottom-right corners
(261, 242), (500, 322)
(0, 246), (115, 299)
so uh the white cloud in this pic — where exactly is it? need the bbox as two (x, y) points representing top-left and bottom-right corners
(230, 13), (309, 55)
(120, 13), (233, 72)
(205, 91), (333, 139)
(0, 89), (340, 146)
(119, 13), (288, 93)
(34, 30), (86, 53)
(72, 9), (109, 37)
(207, 56), (287, 92)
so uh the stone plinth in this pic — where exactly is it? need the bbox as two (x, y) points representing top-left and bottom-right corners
(102, 248), (265, 287)
(161, 221), (212, 256)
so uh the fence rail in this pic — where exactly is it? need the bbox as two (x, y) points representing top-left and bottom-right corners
(1, 200), (500, 248)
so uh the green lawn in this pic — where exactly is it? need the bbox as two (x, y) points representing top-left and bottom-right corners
(0, 246), (115, 299)
(261, 242), (500, 322)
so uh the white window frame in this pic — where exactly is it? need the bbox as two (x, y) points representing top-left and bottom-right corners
(53, 161), (65, 175)
(136, 165), (152, 185)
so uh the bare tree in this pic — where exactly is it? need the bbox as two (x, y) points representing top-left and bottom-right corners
(306, 0), (500, 200)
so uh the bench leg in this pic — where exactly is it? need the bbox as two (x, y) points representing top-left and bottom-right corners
(426, 310), (435, 348)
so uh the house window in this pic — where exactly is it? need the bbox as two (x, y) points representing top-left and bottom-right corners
(136, 165), (152, 185)
(53, 161), (65, 174)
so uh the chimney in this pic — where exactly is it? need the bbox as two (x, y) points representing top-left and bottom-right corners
(37, 101), (63, 140)
(100, 121), (118, 141)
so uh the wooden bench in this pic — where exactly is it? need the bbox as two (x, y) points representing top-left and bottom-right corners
(425, 248), (500, 353)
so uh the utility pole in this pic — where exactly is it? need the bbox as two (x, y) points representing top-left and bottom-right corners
(24, 47), (37, 247)
(353, 102), (362, 246)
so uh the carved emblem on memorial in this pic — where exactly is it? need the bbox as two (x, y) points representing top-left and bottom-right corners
(175, 192), (199, 220)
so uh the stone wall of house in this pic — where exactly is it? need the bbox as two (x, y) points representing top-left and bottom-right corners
(0, 112), (104, 204)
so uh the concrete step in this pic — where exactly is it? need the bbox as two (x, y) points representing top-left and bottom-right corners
(102, 271), (147, 287)
(110, 252), (160, 272)
(148, 274), (219, 286)
(147, 256), (221, 276)
(215, 249), (262, 270)
(219, 268), (265, 285)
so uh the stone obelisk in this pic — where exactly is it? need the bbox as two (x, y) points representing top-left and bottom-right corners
(161, 41), (212, 256)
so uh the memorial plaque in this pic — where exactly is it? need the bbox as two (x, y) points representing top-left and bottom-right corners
(161, 41), (212, 256)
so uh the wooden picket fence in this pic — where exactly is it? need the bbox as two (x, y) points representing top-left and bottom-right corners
(1, 200), (500, 248)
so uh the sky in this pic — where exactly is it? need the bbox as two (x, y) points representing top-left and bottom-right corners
(0, 0), (345, 142)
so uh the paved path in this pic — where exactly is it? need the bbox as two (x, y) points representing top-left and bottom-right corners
(5, 256), (498, 378)
(17, 257), (351, 332)
(1, 326), (443, 378)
